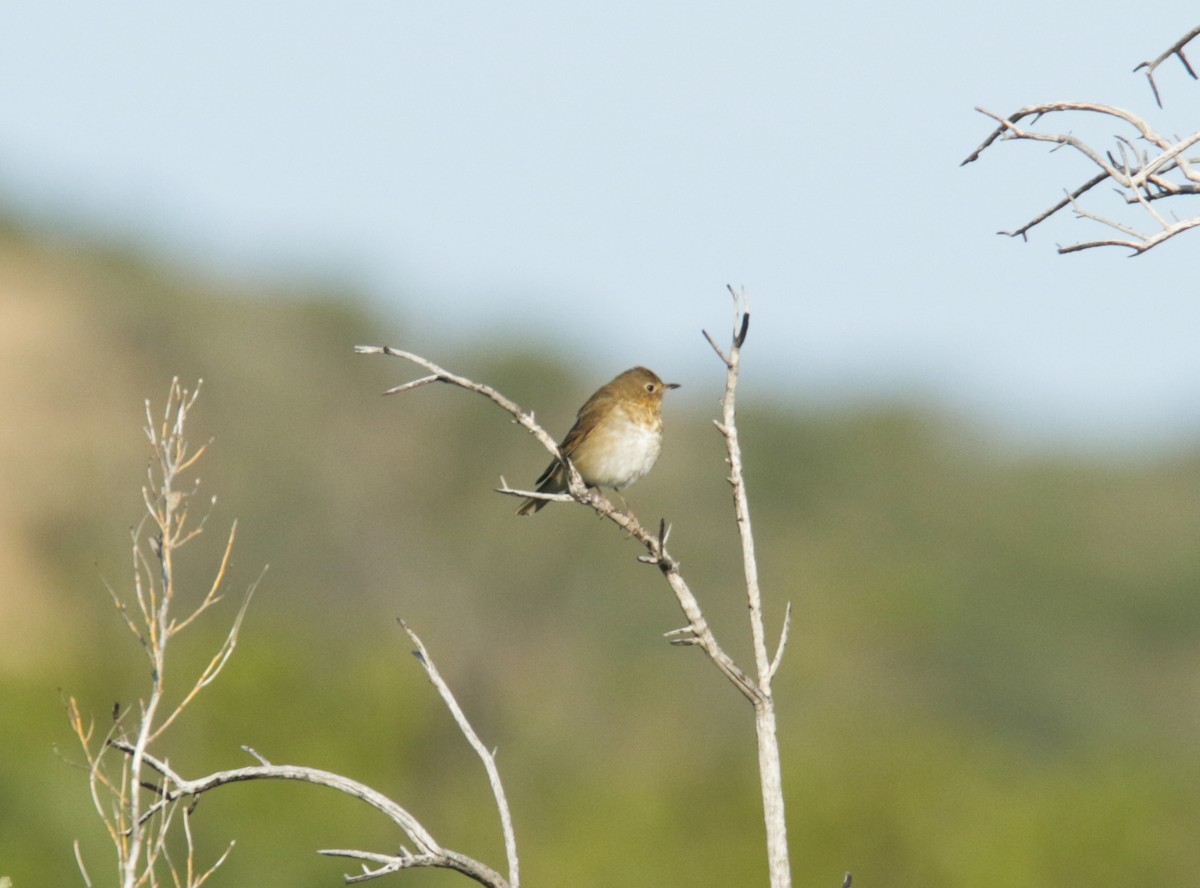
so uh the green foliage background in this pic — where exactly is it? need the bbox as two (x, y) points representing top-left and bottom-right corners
(1, 214), (1198, 886)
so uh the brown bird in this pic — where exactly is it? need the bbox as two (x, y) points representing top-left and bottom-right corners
(516, 366), (680, 515)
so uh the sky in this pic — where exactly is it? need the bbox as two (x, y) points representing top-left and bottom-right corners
(1, 2), (1198, 451)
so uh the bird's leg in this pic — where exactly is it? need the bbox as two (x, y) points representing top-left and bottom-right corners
(614, 491), (641, 531)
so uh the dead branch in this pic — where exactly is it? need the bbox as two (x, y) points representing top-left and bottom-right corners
(704, 286), (791, 888)
(1134, 24), (1200, 107)
(400, 620), (519, 887)
(963, 26), (1200, 254)
(107, 742), (509, 888)
(963, 102), (1200, 254)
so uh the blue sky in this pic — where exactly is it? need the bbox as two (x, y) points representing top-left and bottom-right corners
(2, 2), (1197, 450)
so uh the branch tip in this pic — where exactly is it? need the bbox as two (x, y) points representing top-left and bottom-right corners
(702, 328), (729, 364)
(735, 311), (750, 348)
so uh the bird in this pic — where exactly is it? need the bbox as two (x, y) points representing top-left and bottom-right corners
(516, 366), (680, 515)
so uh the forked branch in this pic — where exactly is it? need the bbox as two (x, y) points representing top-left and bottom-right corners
(963, 26), (1200, 254)
(400, 620), (519, 887)
(107, 741), (509, 887)
(1134, 24), (1200, 107)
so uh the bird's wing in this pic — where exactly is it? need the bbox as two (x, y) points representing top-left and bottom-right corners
(535, 387), (612, 485)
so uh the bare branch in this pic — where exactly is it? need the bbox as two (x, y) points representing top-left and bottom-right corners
(1134, 24), (1200, 107)
(996, 169), (1110, 240)
(356, 345), (562, 461)
(964, 102), (1200, 253)
(493, 481), (575, 507)
(716, 289), (768, 682)
(108, 742), (509, 888)
(73, 839), (93, 888)
(400, 620), (519, 888)
(769, 602), (792, 682)
(966, 26), (1200, 253)
(240, 745), (272, 766)
(383, 374), (441, 395)
(359, 343), (762, 700)
(168, 519), (239, 635)
(711, 289), (792, 888)
(1058, 215), (1200, 254)
(702, 327), (729, 365)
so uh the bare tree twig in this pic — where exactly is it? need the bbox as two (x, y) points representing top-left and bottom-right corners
(705, 286), (792, 888)
(72, 839), (93, 888)
(1134, 24), (1200, 107)
(400, 620), (519, 888)
(963, 102), (1200, 253)
(1057, 216), (1200, 253)
(356, 346), (562, 459)
(493, 480), (575, 507)
(769, 602), (793, 682)
(964, 26), (1200, 254)
(995, 169), (1111, 240)
(107, 742), (509, 887)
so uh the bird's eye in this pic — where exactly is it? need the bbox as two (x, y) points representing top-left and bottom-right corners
(645, 383), (656, 392)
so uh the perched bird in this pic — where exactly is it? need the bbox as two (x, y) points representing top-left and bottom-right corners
(516, 366), (679, 515)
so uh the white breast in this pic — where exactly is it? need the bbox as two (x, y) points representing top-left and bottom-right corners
(579, 411), (663, 490)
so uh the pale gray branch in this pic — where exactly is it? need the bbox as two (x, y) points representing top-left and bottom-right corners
(355, 345), (561, 460)
(383, 374), (440, 395)
(1134, 24), (1200, 107)
(493, 482), (575, 506)
(400, 620), (519, 888)
(963, 102), (1200, 254)
(964, 28), (1200, 254)
(712, 288), (791, 888)
(108, 742), (510, 887)
(769, 602), (793, 681)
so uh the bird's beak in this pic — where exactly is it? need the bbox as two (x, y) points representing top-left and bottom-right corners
(665, 382), (681, 390)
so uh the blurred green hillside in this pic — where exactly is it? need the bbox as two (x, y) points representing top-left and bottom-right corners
(2, 213), (1199, 887)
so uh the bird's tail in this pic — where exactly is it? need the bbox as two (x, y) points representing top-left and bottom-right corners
(515, 463), (564, 516)
(515, 495), (547, 516)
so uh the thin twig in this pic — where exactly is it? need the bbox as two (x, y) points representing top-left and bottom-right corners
(1134, 24), (1200, 107)
(965, 27), (1200, 253)
(713, 288), (792, 888)
(769, 602), (793, 681)
(997, 169), (1111, 240)
(400, 620), (520, 888)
